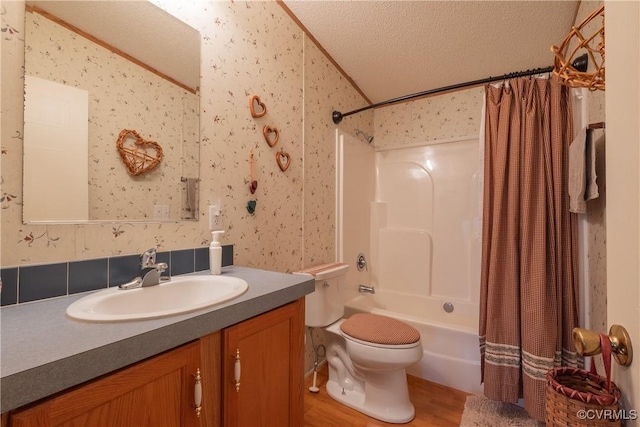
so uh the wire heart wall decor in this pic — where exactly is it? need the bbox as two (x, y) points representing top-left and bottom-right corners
(116, 129), (163, 176)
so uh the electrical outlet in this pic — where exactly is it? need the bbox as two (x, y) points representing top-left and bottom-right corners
(211, 212), (223, 231)
(209, 205), (223, 231)
(153, 205), (163, 220)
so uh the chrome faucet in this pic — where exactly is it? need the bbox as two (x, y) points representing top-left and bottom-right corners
(119, 248), (169, 290)
(358, 284), (375, 294)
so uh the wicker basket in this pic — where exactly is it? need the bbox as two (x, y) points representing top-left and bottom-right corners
(546, 333), (621, 426)
(546, 368), (621, 426)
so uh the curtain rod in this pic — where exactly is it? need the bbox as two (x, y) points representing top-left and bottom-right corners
(332, 54), (588, 124)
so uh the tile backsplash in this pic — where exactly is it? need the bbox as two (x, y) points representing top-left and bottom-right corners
(0, 245), (233, 306)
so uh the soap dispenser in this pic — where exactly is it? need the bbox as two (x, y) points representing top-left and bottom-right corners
(209, 230), (224, 275)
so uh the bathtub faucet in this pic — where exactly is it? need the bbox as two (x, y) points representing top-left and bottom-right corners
(358, 285), (375, 294)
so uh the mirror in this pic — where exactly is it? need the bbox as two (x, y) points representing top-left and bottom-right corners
(22, 1), (200, 223)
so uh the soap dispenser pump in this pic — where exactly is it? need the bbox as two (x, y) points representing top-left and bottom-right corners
(209, 230), (224, 275)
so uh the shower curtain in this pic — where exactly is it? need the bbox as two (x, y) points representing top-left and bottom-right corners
(479, 75), (580, 421)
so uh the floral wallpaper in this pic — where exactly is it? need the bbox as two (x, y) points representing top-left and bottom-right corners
(303, 37), (373, 267)
(373, 86), (484, 150)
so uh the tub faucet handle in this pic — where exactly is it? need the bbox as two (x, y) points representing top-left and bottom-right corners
(356, 253), (368, 271)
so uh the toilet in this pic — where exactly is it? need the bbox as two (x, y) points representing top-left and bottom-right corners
(296, 263), (423, 424)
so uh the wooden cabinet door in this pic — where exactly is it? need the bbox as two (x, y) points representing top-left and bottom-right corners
(10, 341), (202, 427)
(222, 299), (304, 427)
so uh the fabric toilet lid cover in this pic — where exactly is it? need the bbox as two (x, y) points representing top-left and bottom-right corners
(340, 313), (421, 345)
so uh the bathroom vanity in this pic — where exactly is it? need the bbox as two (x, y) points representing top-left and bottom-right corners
(0, 267), (313, 426)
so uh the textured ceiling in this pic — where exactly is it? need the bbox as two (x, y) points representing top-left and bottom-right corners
(283, 1), (578, 105)
(27, 1), (200, 92)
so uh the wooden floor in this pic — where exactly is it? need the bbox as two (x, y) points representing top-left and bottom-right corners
(304, 364), (468, 427)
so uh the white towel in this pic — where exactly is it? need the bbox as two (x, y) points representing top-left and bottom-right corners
(584, 129), (599, 201)
(569, 127), (587, 213)
(568, 128), (599, 214)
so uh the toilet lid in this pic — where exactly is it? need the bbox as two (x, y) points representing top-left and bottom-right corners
(339, 313), (420, 345)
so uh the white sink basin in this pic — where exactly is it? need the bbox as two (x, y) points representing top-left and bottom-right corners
(66, 275), (248, 322)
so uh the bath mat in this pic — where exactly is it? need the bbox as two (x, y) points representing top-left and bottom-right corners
(460, 395), (544, 427)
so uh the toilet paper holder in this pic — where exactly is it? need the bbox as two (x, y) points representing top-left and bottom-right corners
(572, 324), (633, 366)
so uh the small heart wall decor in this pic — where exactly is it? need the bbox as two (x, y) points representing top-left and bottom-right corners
(249, 95), (267, 118)
(262, 125), (279, 147)
(276, 149), (291, 172)
(247, 200), (257, 214)
(116, 129), (163, 176)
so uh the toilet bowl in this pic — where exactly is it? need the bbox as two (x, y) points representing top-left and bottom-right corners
(296, 263), (423, 424)
(325, 314), (422, 423)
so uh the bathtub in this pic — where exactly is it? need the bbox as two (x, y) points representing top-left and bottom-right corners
(345, 290), (484, 395)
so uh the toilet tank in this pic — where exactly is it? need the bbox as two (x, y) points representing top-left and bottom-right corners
(294, 263), (349, 327)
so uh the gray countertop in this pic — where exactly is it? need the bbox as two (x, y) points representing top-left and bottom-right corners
(0, 266), (314, 413)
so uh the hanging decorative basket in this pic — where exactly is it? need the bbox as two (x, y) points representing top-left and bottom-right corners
(545, 333), (621, 426)
(551, 4), (604, 91)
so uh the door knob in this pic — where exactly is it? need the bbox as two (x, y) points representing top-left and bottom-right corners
(572, 324), (633, 366)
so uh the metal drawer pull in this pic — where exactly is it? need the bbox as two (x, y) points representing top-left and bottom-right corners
(234, 349), (241, 392)
(194, 368), (202, 418)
